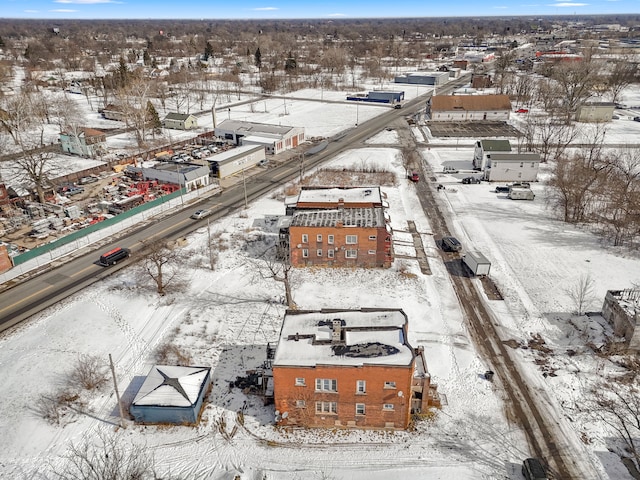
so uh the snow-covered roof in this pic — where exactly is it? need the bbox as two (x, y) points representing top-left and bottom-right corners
(207, 144), (264, 163)
(132, 365), (210, 407)
(273, 309), (414, 368)
(295, 186), (383, 205)
(290, 207), (385, 228)
(216, 119), (297, 136)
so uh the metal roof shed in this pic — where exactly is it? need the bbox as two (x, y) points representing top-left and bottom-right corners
(130, 365), (211, 425)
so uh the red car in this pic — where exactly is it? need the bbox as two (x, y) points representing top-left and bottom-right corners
(515, 108), (529, 113)
(409, 171), (419, 182)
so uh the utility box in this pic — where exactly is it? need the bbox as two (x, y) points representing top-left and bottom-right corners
(463, 251), (491, 276)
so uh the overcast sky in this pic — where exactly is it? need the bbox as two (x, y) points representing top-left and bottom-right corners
(1, 0), (638, 20)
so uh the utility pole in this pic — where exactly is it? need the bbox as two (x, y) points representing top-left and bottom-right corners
(241, 168), (248, 209)
(207, 218), (214, 270)
(109, 354), (126, 428)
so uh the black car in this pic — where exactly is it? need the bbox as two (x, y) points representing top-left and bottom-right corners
(462, 177), (481, 184)
(441, 236), (462, 252)
(495, 185), (510, 193)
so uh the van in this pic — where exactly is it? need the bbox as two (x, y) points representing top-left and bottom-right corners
(98, 247), (130, 266)
(443, 166), (459, 174)
(521, 458), (547, 480)
(442, 236), (462, 252)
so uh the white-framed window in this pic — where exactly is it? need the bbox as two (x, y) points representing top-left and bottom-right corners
(356, 380), (366, 394)
(368, 250), (376, 255)
(316, 401), (337, 414)
(369, 235), (376, 240)
(302, 249), (309, 258)
(295, 377), (306, 386)
(328, 249), (334, 258)
(317, 234), (322, 242)
(346, 235), (358, 244)
(316, 378), (337, 392)
(355, 403), (366, 415)
(384, 381), (397, 389)
(328, 235), (334, 244)
(345, 249), (357, 259)
(301, 234), (309, 243)
(383, 403), (395, 411)
(317, 249), (323, 257)
(296, 400), (306, 408)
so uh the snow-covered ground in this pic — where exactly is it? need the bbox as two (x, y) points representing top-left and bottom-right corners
(1, 82), (639, 479)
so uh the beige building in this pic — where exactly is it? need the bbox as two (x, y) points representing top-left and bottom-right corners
(427, 94), (511, 122)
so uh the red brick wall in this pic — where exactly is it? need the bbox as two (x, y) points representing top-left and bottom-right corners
(289, 225), (390, 267)
(273, 363), (414, 429)
(0, 245), (12, 273)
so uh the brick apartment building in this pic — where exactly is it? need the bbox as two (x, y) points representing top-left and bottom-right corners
(279, 186), (393, 268)
(272, 308), (438, 430)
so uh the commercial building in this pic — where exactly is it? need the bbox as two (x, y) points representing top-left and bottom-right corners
(427, 94), (511, 122)
(272, 308), (438, 430)
(214, 120), (304, 155)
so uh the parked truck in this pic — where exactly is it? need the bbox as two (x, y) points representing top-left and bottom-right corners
(462, 251), (491, 276)
(508, 186), (535, 200)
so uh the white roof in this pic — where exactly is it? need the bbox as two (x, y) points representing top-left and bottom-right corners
(207, 144), (264, 163)
(132, 365), (210, 407)
(273, 309), (414, 368)
(296, 186), (383, 205)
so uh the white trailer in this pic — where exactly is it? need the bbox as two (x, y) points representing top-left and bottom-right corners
(508, 186), (535, 200)
(463, 251), (491, 276)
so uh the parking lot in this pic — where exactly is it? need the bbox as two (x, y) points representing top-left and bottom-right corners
(426, 121), (522, 138)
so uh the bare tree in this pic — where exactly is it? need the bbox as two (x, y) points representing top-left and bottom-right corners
(9, 128), (59, 203)
(52, 430), (161, 480)
(138, 239), (186, 296)
(545, 60), (602, 124)
(256, 247), (296, 308)
(565, 274), (595, 316)
(605, 60), (639, 105)
(588, 381), (640, 470)
(68, 354), (109, 391)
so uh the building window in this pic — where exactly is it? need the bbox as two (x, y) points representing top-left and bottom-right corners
(346, 235), (357, 244)
(328, 249), (334, 258)
(317, 249), (323, 257)
(316, 401), (337, 414)
(356, 403), (366, 415)
(302, 234), (308, 244)
(295, 377), (306, 386)
(302, 249), (309, 258)
(345, 249), (357, 259)
(328, 235), (334, 245)
(296, 400), (306, 408)
(356, 380), (366, 394)
(383, 404), (395, 411)
(368, 250), (376, 255)
(369, 235), (376, 240)
(317, 234), (322, 243)
(316, 378), (337, 392)
(384, 381), (396, 389)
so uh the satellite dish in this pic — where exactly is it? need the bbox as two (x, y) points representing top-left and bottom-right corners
(282, 411), (289, 419)
(398, 391), (403, 397)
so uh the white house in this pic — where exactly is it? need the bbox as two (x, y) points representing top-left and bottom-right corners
(163, 112), (198, 130)
(473, 139), (512, 170)
(427, 94), (511, 122)
(483, 152), (541, 182)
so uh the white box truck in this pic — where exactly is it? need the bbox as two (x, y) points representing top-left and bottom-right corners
(462, 251), (491, 276)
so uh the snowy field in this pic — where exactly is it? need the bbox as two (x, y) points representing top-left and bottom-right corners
(1, 83), (639, 479)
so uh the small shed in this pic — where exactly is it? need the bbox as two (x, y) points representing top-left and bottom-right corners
(575, 102), (615, 123)
(130, 365), (211, 424)
(163, 113), (198, 130)
(207, 145), (266, 178)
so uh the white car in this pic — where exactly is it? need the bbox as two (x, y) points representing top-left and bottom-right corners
(190, 209), (210, 220)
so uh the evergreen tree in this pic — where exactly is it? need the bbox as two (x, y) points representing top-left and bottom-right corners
(254, 47), (262, 69)
(143, 49), (151, 66)
(0, 36), (5, 48)
(204, 41), (214, 61)
(117, 57), (129, 87)
(146, 101), (162, 136)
